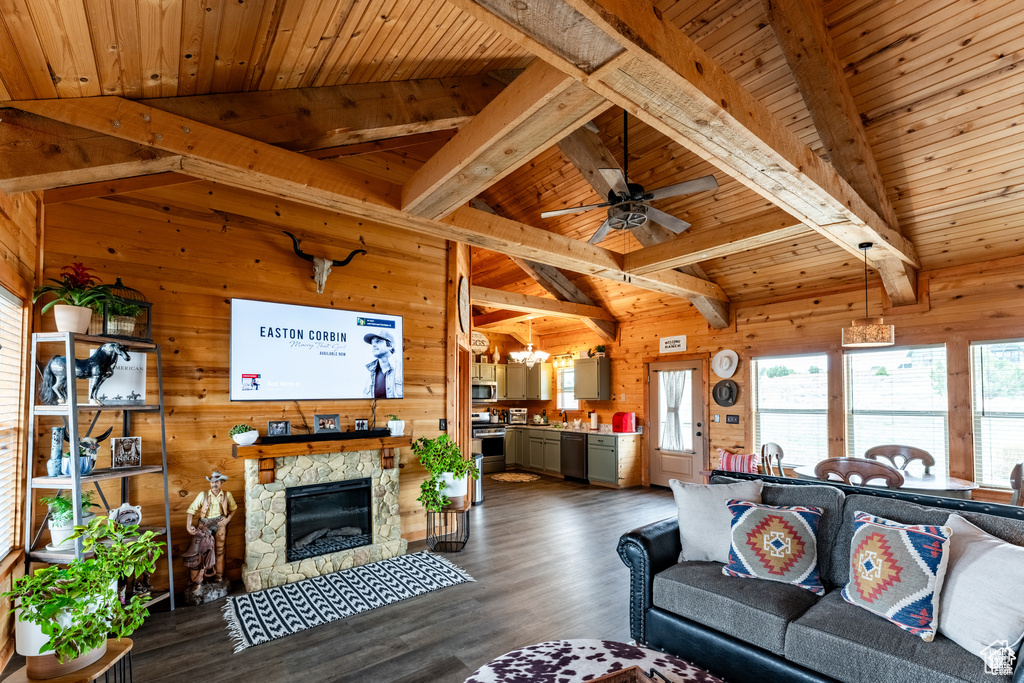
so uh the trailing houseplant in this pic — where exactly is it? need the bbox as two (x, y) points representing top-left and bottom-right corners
(32, 263), (114, 333)
(413, 434), (479, 512)
(40, 491), (98, 550)
(5, 517), (163, 675)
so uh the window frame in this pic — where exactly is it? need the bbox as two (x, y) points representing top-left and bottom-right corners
(751, 352), (830, 468)
(555, 365), (579, 411)
(970, 338), (1024, 488)
(0, 284), (27, 563)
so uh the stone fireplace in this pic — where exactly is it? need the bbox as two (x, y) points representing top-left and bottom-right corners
(242, 449), (406, 592)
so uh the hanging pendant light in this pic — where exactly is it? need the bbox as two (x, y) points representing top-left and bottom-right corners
(508, 318), (549, 368)
(842, 242), (895, 348)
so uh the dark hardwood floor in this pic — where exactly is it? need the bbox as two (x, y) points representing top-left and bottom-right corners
(6, 476), (677, 683)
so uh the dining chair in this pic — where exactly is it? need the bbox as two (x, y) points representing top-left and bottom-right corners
(864, 445), (936, 475)
(814, 457), (905, 489)
(761, 442), (784, 477)
(1011, 463), (1024, 506)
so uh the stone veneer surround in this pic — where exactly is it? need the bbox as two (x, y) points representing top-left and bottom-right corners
(242, 450), (406, 592)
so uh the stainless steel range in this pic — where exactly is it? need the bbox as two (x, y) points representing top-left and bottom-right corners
(471, 412), (506, 474)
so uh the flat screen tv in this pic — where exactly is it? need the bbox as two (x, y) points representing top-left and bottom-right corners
(230, 298), (403, 401)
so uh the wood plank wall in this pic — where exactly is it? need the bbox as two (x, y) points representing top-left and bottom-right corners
(0, 190), (37, 670)
(523, 260), (1024, 501)
(37, 181), (450, 592)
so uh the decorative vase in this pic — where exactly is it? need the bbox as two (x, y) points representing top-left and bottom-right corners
(59, 456), (94, 476)
(52, 305), (93, 334)
(492, 349), (500, 363)
(231, 430), (259, 446)
(387, 419), (405, 436)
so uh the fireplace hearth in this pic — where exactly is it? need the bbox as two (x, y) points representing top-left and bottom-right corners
(286, 478), (373, 562)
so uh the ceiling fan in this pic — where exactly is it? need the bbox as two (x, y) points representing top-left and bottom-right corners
(541, 112), (719, 244)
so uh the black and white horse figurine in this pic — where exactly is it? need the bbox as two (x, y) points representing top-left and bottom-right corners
(40, 342), (130, 405)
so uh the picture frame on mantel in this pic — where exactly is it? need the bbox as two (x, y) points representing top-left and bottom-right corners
(314, 414), (340, 434)
(267, 420), (291, 436)
(354, 419), (369, 431)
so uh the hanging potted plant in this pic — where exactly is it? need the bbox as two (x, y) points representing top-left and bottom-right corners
(5, 517), (163, 679)
(413, 434), (479, 512)
(387, 414), (405, 437)
(32, 263), (113, 334)
(229, 423), (259, 446)
(40, 491), (98, 551)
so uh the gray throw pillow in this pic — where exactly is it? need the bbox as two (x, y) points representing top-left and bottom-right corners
(669, 478), (763, 563)
(939, 514), (1024, 658)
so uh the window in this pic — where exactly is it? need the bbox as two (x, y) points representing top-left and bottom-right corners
(971, 340), (1024, 488)
(845, 346), (948, 473)
(0, 286), (25, 559)
(752, 354), (828, 467)
(556, 366), (578, 411)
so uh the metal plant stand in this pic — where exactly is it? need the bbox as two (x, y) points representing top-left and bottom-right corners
(425, 506), (470, 552)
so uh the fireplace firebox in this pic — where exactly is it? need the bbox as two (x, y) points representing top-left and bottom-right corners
(285, 478), (373, 562)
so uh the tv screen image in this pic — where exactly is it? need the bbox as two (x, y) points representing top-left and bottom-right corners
(230, 298), (404, 401)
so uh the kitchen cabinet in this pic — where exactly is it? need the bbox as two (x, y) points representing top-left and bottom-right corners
(528, 432), (546, 469)
(505, 362), (551, 400)
(543, 436), (561, 473)
(496, 364), (506, 400)
(472, 362), (496, 382)
(574, 357), (611, 400)
(587, 433), (641, 488)
(505, 428), (519, 468)
(505, 364), (527, 400)
(521, 429), (561, 473)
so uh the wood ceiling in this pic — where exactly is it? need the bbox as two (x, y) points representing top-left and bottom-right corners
(0, 0), (1021, 338)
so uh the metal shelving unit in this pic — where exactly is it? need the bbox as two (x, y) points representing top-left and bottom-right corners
(25, 332), (175, 610)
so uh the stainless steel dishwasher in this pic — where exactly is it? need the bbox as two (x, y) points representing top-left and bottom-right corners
(560, 431), (588, 482)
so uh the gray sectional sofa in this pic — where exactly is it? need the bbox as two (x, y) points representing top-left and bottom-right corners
(618, 472), (1024, 683)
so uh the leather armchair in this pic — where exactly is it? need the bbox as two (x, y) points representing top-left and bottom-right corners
(616, 516), (680, 644)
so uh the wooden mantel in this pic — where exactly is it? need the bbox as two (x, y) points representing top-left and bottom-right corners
(232, 436), (413, 484)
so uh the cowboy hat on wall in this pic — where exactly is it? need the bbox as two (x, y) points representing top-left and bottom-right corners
(712, 349), (739, 379)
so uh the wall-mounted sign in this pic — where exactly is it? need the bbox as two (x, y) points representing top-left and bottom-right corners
(470, 331), (490, 354)
(659, 335), (687, 354)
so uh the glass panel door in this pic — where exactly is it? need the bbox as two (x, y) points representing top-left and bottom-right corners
(649, 360), (706, 486)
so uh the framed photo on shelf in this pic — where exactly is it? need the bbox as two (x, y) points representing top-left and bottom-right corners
(110, 436), (142, 469)
(314, 414), (341, 434)
(267, 420), (291, 436)
(354, 419), (369, 431)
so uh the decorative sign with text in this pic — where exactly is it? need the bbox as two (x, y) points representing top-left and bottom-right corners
(659, 335), (687, 354)
(230, 299), (404, 401)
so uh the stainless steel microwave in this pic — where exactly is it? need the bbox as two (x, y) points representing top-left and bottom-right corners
(471, 381), (497, 403)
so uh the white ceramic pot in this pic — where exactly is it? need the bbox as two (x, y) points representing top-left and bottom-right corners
(387, 420), (405, 436)
(231, 430), (259, 446)
(48, 512), (95, 551)
(52, 305), (93, 334)
(440, 472), (467, 507)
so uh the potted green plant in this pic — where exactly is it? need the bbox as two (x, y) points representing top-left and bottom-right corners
(594, 345), (607, 358)
(32, 263), (113, 333)
(387, 413), (405, 437)
(6, 517), (163, 678)
(40, 491), (99, 551)
(229, 423), (259, 446)
(105, 297), (143, 336)
(413, 434), (479, 511)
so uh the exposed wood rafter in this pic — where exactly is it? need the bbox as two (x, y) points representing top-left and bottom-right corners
(445, 0), (920, 305)
(471, 285), (615, 321)
(472, 310), (533, 328)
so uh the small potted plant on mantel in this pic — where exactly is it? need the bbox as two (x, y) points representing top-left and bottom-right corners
(32, 263), (114, 334)
(5, 517), (163, 679)
(229, 423), (259, 446)
(413, 434), (479, 511)
(387, 414), (405, 437)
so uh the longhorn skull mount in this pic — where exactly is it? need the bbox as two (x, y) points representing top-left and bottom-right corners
(284, 231), (367, 294)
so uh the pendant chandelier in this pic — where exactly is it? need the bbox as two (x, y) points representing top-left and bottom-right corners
(842, 242), (895, 348)
(508, 318), (549, 368)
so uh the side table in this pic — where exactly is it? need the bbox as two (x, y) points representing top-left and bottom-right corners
(426, 503), (470, 552)
(6, 639), (133, 683)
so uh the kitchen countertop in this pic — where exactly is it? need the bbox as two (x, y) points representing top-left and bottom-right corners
(503, 424), (642, 436)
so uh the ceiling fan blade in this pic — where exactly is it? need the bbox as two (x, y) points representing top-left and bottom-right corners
(541, 202), (612, 219)
(598, 168), (629, 195)
(647, 174), (718, 201)
(588, 218), (615, 244)
(645, 207), (691, 234)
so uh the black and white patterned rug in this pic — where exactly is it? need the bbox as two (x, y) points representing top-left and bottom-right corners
(223, 551), (474, 652)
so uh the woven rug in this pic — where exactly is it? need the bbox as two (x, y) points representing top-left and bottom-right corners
(490, 473), (541, 483)
(223, 551), (474, 652)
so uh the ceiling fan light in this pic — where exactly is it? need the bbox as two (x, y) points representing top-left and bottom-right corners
(842, 317), (895, 348)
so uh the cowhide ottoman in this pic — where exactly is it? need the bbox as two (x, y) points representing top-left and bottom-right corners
(465, 639), (721, 683)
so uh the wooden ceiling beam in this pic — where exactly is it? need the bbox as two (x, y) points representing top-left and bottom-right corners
(624, 213), (810, 275)
(446, 0), (920, 304)
(556, 125), (732, 328)
(6, 96), (727, 304)
(0, 75), (502, 194)
(43, 172), (196, 204)
(402, 60), (610, 219)
(471, 285), (616, 321)
(472, 310), (533, 327)
(761, 0), (917, 305)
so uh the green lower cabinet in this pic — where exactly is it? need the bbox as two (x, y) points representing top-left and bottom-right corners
(588, 445), (618, 484)
(543, 436), (561, 473)
(528, 434), (545, 469)
(505, 429), (519, 467)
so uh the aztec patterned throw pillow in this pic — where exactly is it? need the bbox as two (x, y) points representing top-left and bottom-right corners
(722, 499), (825, 595)
(841, 512), (952, 641)
(718, 449), (759, 474)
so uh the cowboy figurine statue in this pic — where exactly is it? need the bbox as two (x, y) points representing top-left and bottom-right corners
(182, 470), (238, 605)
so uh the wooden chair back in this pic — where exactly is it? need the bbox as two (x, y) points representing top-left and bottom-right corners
(864, 445), (936, 475)
(761, 442), (784, 476)
(814, 457), (905, 489)
(1011, 463), (1024, 506)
